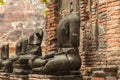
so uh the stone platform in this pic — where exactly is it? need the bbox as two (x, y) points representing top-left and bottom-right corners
(0, 73), (10, 80)
(0, 73), (82, 80)
(9, 75), (28, 80)
(29, 74), (82, 80)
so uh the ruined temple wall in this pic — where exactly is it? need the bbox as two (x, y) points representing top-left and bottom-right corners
(97, 0), (107, 67)
(45, 0), (59, 53)
(105, 0), (120, 79)
(96, 1), (120, 79)
(79, 0), (98, 79)
(79, 0), (120, 79)
(5, 0), (118, 79)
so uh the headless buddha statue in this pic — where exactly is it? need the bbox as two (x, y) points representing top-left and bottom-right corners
(13, 29), (43, 75)
(29, 13), (81, 75)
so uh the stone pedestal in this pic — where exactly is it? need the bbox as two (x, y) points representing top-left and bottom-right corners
(92, 71), (105, 80)
(106, 76), (117, 80)
(103, 66), (117, 80)
(0, 73), (10, 80)
(9, 75), (28, 80)
(29, 74), (82, 80)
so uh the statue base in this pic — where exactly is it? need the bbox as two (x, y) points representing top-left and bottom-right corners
(0, 73), (9, 80)
(9, 75), (28, 80)
(0, 73), (82, 80)
(29, 73), (82, 80)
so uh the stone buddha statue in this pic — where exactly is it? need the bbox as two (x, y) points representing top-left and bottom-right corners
(29, 13), (81, 74)
(13, 29), (43, 75)
(0, 44), (18, 73)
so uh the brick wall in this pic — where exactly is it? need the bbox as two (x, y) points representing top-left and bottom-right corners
(79, 0), (120, 79)
(105, 0), (120, 79)
(0, 0), (120, 79)
(4, 0), (33, 22)
(45, 0), (59, 53)
(4, 0), (119, 79)
(79, 0), (97, 79)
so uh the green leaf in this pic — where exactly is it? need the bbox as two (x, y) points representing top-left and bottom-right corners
(40, 0), (47, 3)
(43, 9), (47, 18)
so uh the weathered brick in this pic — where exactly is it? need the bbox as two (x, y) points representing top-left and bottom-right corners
(29, 74), (82, 80)
(80, 0), (120, 79)
(108, 1), (120, 7)
(92, 77), (105, 80)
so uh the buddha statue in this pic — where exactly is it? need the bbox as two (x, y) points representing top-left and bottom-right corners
(29, 13), (81, 74)
(0, 44), (18, 73)
(13, 29), (43, 75)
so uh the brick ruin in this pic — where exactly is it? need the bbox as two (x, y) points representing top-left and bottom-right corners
(45, 0), (59, 53)
(0, 0), (120, 80)
(46, 0), (120, 80)
(79, 0), (120, 80)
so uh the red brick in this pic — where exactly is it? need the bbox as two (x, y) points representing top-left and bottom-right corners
(108, 0), (118, 3)
(108, 1), (120, 7)
(98, 8), (107, 14)
(109, 12), (120, 17)
(92, 78), (105, 80)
